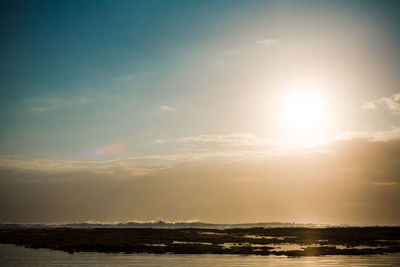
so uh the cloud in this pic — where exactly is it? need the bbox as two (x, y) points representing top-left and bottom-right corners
(174, 128), (400, 157)
(362, 93), (400, 114)
(177, 133), (303, 148)
(333, 127), (400, 142)
(361, 102), (376, 110)
(0, 157), (159, 182)
(1, 133), (400, 224)
(178, 133), (263, 146)
(29, 96), (93, 112)
(255, 38), (280, 47)
(159, 105), (176, 112)
(2, 129), (400, 223)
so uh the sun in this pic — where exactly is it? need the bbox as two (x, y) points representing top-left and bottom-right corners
(279, 86), (328, 138)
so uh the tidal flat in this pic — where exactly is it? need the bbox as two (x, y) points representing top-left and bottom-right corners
(1, 227), (399, 256)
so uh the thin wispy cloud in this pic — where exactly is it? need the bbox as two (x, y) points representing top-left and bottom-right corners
(362, 102), (376, 110)
(333, 127), (400, 142)
(178, 133), (264, 147)
(164, 126), (400, 148)
(255, 38), (280, 47)
(159, 105), (176, 112)
(151, 128), (400, 160)
(2, 130), (400, 185)
(0, 157), (157, 180)
(28, 96), (93, 112)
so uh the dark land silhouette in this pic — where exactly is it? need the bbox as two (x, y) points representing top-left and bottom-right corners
(1, 227), (400, 256)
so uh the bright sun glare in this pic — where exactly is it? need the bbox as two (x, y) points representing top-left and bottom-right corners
(280, 83), (328, 138)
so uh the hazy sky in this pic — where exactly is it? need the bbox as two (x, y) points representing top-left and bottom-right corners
(1, 0), (400, 224)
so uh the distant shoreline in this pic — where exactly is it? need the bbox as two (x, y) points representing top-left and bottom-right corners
(1, 227), (400, 257)
(1, 220), (396, 229)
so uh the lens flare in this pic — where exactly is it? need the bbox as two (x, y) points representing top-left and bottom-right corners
(74, 143), (125, 158)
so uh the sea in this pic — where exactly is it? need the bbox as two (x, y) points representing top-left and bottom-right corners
(1, 244), (400, 267)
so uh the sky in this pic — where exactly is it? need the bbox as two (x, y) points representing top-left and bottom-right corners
(1, 0), (400, 224)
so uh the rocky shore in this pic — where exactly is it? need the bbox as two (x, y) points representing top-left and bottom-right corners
(1, 227), (399, 256)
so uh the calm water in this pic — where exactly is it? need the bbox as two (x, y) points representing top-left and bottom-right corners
(1, 244), (400, 267)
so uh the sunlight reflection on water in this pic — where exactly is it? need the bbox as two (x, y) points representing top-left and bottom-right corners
(1, 244), (400, 267)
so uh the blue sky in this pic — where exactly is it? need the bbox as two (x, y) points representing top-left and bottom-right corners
(1, 0), (262, 157)
(1, 0), (400, 223)
(1, 0), (399, 159)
